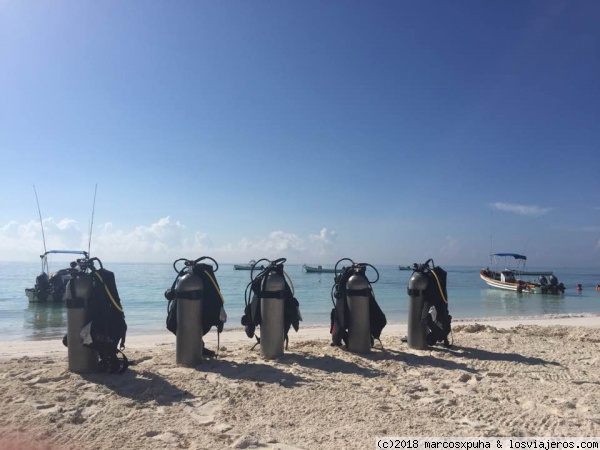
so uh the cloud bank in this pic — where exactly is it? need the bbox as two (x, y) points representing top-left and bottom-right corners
(491, 202), (554, 217)
(0, 217), (338, 264)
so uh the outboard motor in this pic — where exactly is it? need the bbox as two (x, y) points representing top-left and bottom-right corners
(65, 270), (97, 373)
(538, 275), (549, 294)
(407, 259), (452, 349)
(33, 272), (52, 302)
(165, 257), (227, 366)
(241, 258), (301, 359)
(546, 274), (566, 294)
(330, 258), (386, 353)
(36, 272), (51, 290)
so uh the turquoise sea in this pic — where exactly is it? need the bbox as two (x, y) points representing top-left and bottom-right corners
(1, 261), (599, 342)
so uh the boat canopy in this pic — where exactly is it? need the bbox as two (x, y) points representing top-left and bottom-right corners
(40, 250), (89, 258)
(492, 253), (527, 260)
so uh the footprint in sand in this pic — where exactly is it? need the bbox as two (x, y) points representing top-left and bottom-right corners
(458, 417), (498, 432)
(185, 399), (222, 425)
(149, 430), (180, 444)
(29, 400), (59, 414)
(232, 435), (307, 450)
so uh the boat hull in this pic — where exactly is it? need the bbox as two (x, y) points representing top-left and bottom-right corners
(480, 271), (564, 295)
(25, 287), (61, 303)
(479, 272), (537, 293)
(303, 265), (336, 273)
(234, 265), (264, 270)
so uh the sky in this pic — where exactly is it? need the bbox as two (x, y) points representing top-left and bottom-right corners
(1, 1), (599, 268)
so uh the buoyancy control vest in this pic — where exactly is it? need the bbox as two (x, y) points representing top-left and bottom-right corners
(68, 257), (128, 373)
(330, 259), (387, 348)
(412, 259), (452, 347)
(164, 257), (227, 339)
(240, 258), (302, 348)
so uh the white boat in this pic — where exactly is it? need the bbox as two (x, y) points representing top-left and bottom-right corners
(25, 250), (89, 303)
(303, 264), (337, 273)
(234, 260), (265, 270)
(480, 253), (564, 295)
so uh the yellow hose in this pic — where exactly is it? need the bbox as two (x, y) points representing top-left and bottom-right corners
(94, 271), (124, 312)
(284, 270), (295, 296)
(430, 269), (448, 304)
(203, 270), (225, 304)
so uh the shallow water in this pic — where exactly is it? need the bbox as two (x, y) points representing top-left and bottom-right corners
(1, 261), (599, 342)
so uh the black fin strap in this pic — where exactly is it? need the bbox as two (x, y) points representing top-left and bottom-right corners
(117, 349), (128, 374)
(216, 331), (220, 359)
(251, 335), (260, 351)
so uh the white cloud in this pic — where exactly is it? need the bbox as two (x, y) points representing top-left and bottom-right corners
(92, 216), (190, 261)
(0, 217), (339, 264)
(491, 202), (553, 217)
(234, 231), (306, 256)
(440, 235), (460, 257)
(0, 218), (86, 257)
(309, 227), (337, 244)
(307, 227), (338, 260)
(581, 226), (600, 233)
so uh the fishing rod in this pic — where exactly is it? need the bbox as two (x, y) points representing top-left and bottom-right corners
(88, 184), (98, 256)
(33, 185), (47, 255)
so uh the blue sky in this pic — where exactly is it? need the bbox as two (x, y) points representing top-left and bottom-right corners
(1, 1), (599, 268)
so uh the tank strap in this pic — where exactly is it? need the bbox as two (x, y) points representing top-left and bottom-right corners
(407, 288), (426, 297)
(177, 291), (203, 300)
(258, 290), (285, 299)
(346, 288), (371, 296)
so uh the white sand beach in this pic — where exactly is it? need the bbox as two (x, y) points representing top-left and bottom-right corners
(1, 315), (600, 450)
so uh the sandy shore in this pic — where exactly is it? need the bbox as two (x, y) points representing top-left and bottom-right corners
(1, 315), (600, 449)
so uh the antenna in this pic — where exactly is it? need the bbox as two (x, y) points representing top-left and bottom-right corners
(489, 209), (493, 256)
(33, 185), (47, 254)
(88, 184), (98, 256)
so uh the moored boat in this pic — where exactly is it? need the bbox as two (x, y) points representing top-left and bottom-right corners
(25, 250), (89, 303)
(303, 264), (337, 273)
(234, 260), (265, 270)
(480, 253), (564, 295)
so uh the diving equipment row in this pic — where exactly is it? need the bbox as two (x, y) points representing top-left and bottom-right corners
(62, 256), (452, 374)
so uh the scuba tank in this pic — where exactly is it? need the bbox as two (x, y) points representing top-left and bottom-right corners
(240, 258), (301, 359)
(64, 256), (128, 373)
(330, 258), (386, 352)
(407, 259), (452, 349)
(65, 269), (97, 373)
(407, 265), (428, 349)
(164, 257), (227, 365)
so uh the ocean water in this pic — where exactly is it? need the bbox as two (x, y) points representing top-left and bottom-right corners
(1, 261), (599, 342)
